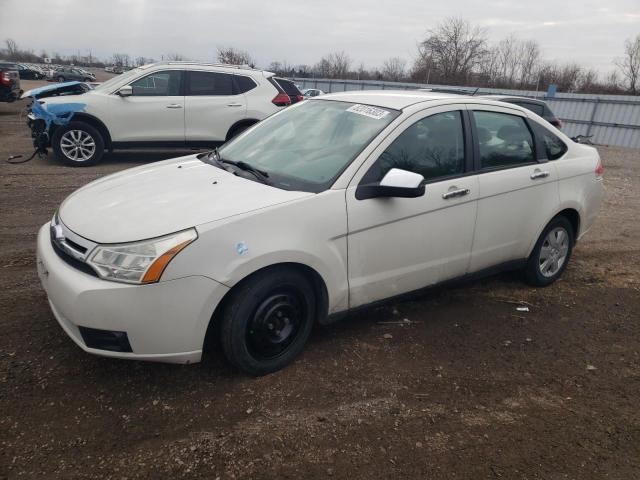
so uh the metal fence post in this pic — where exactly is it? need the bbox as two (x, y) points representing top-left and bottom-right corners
(586, 98), (600, 137)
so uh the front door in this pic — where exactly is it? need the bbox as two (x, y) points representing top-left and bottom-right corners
(108, 70), (185, 143)
(346, 107), (478, 308)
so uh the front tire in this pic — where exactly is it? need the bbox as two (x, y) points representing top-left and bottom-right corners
(524, 216), (574, 286)
(52, 122), (105, 167)
(220, 267), (316, 376)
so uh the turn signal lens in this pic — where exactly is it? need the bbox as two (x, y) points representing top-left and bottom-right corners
(141, 239), (193, 283)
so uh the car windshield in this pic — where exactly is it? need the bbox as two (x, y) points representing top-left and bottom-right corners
(215, 100), (400, 193)
(93, 67), (144, 92)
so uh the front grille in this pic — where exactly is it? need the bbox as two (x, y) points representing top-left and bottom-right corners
(50, 235), (98, 277)
(78, 326), (132, 352)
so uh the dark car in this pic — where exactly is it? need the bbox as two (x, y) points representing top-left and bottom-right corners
(53, 67), (96, 83)
(0, 61), (44, 80)
(480, 95), (562, 129)
(272, 77), (304, 104)
(0, 65), (21, 102)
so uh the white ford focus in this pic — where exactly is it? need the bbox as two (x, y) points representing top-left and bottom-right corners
(36, 91), (604, 375)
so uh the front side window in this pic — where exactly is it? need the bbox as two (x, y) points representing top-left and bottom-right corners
(473, 111), (534, 169)
(130, 71), (182, 96)
(215, 100), (400, 193)
(187, 71), (234, 96)
(362, 111), (466, 184)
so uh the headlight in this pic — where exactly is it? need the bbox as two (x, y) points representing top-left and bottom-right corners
(87, 229), (197, 284)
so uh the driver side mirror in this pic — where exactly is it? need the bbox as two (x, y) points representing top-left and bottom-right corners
(356, 168), (425, 200)
(117, 85), (133, 97)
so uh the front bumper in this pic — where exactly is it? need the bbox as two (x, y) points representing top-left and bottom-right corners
(36, 224), (229, 364)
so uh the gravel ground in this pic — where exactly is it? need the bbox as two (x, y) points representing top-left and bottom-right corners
(0, 93), (639, 479)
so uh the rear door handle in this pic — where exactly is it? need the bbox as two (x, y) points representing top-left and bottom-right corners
(227, 103), (244, 107)
(442, 188), (470, 199)
(166, 104), (183, 109)
(530, 170), (550, 179)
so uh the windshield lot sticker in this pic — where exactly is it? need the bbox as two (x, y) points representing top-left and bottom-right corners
(236, 242), (249, 256)
(346, 104), (390, 120)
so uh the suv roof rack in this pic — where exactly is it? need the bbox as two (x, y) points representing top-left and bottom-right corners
(158, 61), (260, 71)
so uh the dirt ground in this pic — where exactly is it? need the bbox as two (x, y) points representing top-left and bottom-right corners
(0, 90), (639, 480)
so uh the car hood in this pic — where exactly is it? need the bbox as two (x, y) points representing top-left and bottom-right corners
(59, 155), (314, 243)
(21, 81), (91, 100)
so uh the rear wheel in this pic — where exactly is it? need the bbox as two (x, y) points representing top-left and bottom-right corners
(57, 76), (65, 82)
(524, 216), (574, 286)
(226, 122), (255, 142)
(52, 122), (105, 167)
(220, 267), (316, 376)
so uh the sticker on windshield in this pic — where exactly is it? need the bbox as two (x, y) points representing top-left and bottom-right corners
(346, 104), (390, 120)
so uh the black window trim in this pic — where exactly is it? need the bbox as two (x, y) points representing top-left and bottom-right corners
(468, 108), (542, 174)
(357, 107), (474, 191)
(125, 69), (185, 97)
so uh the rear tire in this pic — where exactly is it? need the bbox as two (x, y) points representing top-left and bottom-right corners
(57, 76), (65, 82)
(52, 122), (105, 167)
(220, 267), (316, 376)
(524, 216), (574, 287)
(226, 122), (255, 142)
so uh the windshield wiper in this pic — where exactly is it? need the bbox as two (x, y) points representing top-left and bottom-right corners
(212, 150), (271, 185)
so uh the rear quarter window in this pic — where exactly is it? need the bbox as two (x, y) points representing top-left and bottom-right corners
(234, 75), (257, 94)
(532, 123), (567, 160)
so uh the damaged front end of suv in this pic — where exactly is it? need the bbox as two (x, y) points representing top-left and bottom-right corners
(22, 82), (90, 156)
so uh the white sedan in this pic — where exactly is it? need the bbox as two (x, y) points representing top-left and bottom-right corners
(36, 91), (604, 375)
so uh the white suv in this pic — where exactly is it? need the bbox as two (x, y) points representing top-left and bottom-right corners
(26, 62), (292, 166)
(36, 91), (603, 375)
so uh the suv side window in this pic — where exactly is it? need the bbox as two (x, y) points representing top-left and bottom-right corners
(531, 122), (568, 160)
(234, 75), (257, 94)
(131, 71), (183, 96)
(362, 111), (466, 183)
(473, 111), (534, 169)
(187, 71), (234, 95)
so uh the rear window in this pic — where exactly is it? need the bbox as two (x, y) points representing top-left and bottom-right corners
(276, 79), (301, 96)
(187, 71), (234, 96)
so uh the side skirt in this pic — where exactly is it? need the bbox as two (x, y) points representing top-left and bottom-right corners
(321, 259), (527, 325)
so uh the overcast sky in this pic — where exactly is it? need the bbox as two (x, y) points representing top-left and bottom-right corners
(1, 0), (638, 74)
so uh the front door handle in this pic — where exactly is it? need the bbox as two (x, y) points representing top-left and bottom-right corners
(227, 103), (244, 107)
(530, 170), (550, 180)
(166, 104), (183, 109)
(442, 188), (470, 199)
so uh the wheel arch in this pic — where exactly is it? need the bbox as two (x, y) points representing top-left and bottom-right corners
(203, 262), (329, 352)
(527, 206), (582, 257)
(225, 118), (260, 141)
(51, 113), (113, 150)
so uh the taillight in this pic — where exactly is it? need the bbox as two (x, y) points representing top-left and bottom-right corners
(296, 94), (304, 102)
(0, 71), (11, 86)
(272, 92), (291, 107)
(555, 118), (563, 129)
(595, 157), (604, 176)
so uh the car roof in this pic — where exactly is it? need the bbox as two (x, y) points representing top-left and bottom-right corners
(151, 61), (273, 76)
(480, 94), (547, 105)
(316, 90), (475, 110)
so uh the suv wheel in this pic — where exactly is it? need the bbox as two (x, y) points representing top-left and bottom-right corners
(524, 216), (574, 286)
(220, 267), (316, 376)
(52, 122), (105, 167)
(57, 76), (65, 82)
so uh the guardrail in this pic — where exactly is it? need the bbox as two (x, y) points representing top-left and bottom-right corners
(292, 78), (640, 149)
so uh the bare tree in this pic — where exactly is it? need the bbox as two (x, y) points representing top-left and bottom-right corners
(518, 40), (540, 86)
(382, 57), (406, 81)
(165, 53), (187, 61)
(314, 51), (351, 78)
(616, 34), (640, 93)
(217, 47), (254, 67)
(414, 17), (487, 84)
(5, 38), (18, 59)
(111, 53), (131, 67)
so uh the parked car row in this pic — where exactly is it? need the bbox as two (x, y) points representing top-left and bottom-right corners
(35, 88), (604, 375)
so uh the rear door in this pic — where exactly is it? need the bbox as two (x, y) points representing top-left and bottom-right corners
(184, 70), (247, 143)
(468, 105), (559, 272)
